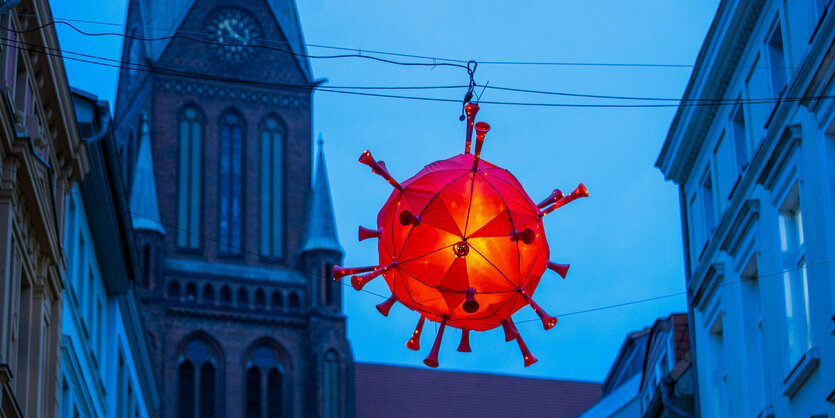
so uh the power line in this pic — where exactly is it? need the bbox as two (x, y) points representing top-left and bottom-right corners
(4, 161), (830, 327)
(3, 37), (832, 109)
(16, 13), (801, 71)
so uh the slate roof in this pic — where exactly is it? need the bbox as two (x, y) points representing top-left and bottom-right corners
(301, 138), (342, 254)
(355, 363), (601, 418)
(129, 118), (166, 235)
(136, 0), (312, 81)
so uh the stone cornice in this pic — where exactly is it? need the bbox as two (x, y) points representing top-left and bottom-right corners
(157, 78), (311, 108)
(657, 0), (766, 183)
(720, 199), (759, 257)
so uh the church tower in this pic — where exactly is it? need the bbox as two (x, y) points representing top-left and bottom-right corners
(114, 0), (354, 416)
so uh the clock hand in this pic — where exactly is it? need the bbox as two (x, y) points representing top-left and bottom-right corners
(222, 21), (246, 43)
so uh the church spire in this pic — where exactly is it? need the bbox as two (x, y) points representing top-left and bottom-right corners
(129, 117), (166, 235)
(302, 135), (343, 254)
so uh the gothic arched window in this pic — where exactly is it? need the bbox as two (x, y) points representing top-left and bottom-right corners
(323, 351), (340, 418)
(203, 284), (215, 304)
(288, 292), (300, 312)
(220, 286), (232, 306)
(177, 105), (203, 249)
(238, 287), (250, 308)
(178, 339), (220, 418)
(168, 281), (181, 299)
(271, 291), (283, 311)
(254, 289), (266, 310)
(259, 116), (284, 258)
(218, 110), (245, 255)
(245, 344), (284, 418)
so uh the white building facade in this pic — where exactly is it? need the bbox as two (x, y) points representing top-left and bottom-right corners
(657, 1), (835, 416)
(59, 90), (160, 418)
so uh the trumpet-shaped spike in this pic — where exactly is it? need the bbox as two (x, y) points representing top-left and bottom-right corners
(358, 150), (403, 191)
(376, 294), (398, 316)
(540, 183), (589, 217)
(358, 226), (382, 241)
(406, 316), (426, 351)
(515, 333), (539, 367)
(500, 318), (520, 342)
(462, 287), (479, 313)
(423, 316), (448, 368)
(536, 189), (564, 209)
(518, 288), (557, 330)
(332, 265), (376, 280)
(546, 261), (570, 278)
(457, 329), (472, 352)
(464, 103), (480, 154)
(351, 262), (396, 291)
(398, 210), (421, 226)
(472, 122), (490, 170)
(510, 228), (535, 245)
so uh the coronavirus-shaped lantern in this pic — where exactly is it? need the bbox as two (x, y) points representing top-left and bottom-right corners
(334, 104), (588, 368)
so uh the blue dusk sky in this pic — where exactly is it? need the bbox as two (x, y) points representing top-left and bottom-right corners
(52, 1), (719, 382)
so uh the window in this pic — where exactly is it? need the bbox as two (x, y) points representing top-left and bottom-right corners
(238, 288), (250, 308)
(288, 292), (300, 312)
(260, 116), (284, 258)
(731, 103), (748, 173)
(767, 22), (787, 97)
(245, 345), (283, 418)
(271, 291), (283, 311)
(203, 285), (215, 304)
(254, 289), (266, 310)
(708, 316), (728, 417)
(324, 263), (334, 306)
(169, 281), (182, 298)
(220, 286), (232, 306)
(186, 282), (197, 301)
(778, 184), (811, 366)
(218, 111), (244, 255)
(741, 255), (767, 405)
(713, 132), (735, 207)
(178, 339), (219, 418)
(324, 351), (339, 418)
(177, 106), (203, 249)
(700, 169), (716, 233)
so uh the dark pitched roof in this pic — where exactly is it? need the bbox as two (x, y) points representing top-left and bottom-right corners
(355, 363), (600, 418)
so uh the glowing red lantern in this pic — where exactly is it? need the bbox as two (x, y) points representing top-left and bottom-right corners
(335, 104), (588, 368)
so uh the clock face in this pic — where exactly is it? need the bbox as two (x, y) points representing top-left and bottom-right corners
(206, 8), (262, 63)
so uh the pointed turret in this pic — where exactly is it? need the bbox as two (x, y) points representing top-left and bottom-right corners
(301, 136), (343, 254)
(129, 118), (166, 235)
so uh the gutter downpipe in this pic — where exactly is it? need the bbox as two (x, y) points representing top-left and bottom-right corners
(679, 184), (701, 418)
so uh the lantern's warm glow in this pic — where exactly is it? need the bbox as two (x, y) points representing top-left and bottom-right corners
(335, 104), (588, 368)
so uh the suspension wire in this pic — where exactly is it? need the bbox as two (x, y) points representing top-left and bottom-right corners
(12, 13), (804, 71)
(3, 160), (830, 327)
(3, 36), (832, 109)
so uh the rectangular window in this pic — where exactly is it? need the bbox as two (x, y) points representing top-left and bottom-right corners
(713, 131), (735, 207)
(778, 184), (811, 366)
(4, 30), (15, 90)
(701, 169), (716, 235)
(708, 316), (728, 417)
(731, 102), (748, 173)
(767, 22), (788, 97)
(688, 192), (702, 266)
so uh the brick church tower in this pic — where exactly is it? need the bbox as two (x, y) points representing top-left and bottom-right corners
(112, 0), (354, 416)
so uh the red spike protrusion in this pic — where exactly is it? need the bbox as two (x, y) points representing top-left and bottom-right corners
(472, 122), (490, 170)
(540, 183), (589, 217)
(462, 287), (479, 313)
(537, 189), (564, 209)
(358, 150), (403, 191)
(546, 261), (570, 279)
(518, 288), (557, 330)
(457, 329), (472, 353)
(464, 103), (480, 154)
(398, 210), (421, 227)
(351, 262), (396, 291)
(332, 265), (376, 280)
(358, 226), (382, 241)
(510, 228), (535, 245)
(500, 318), (520, 342)
(376, 294), (398, 316)
(515, 333), (539, 367)
(406, 316), (426, 351)
(423, 316), (448, 368)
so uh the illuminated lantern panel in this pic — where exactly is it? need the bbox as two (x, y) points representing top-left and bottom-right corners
(335, 104), (588, 368)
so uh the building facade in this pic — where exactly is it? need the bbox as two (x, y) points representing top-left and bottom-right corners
(58, 89), (161, 418)
(114, 0), (354, 416)
(656, 1), (835, 416)
(637, 314), (693, 418)
(580, 327), (650, 418)
(0, 1), (89, 416)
